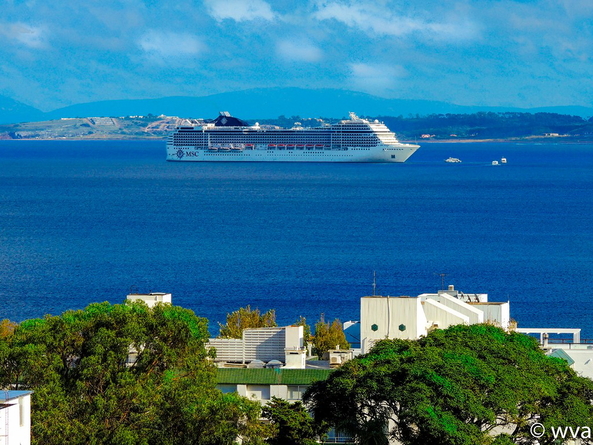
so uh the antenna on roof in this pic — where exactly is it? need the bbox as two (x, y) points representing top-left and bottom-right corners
(435, 272), (447, 291)
(372, 271), (377, 296)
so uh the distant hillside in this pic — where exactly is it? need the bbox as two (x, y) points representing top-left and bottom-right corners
(0, 95), (45, 124)
(43, 88), (593, 121)
(378, 112), (593, 140)
(3, 111), (593, 141)
(43, 88), (466, 120)
(0, 116), (181, 140)
(2, 88), (593, 127)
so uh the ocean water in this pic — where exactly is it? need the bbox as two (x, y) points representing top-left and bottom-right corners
(0, 139), (592, 338)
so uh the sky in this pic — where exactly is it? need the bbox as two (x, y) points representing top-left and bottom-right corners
(2, 0), (593, 111)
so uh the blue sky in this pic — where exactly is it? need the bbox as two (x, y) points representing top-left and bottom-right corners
(2, 0), (593, 111)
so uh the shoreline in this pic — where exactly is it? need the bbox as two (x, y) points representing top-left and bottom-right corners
(405, 136), (593, 144)
(2, 135), (592, 144)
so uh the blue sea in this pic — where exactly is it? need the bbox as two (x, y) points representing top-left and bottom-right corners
(1, 139), (592, 338)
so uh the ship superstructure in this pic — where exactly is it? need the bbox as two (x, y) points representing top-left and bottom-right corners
(166, 112), (419, 163)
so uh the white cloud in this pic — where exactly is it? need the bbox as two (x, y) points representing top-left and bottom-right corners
(349, 63), (407, 95)
(0, 23), (47, 48)
(204, 0), (276, 22)
(312, 1), (477, 41)
(276, 40), (323, 62)
(138, 31), (203, 58)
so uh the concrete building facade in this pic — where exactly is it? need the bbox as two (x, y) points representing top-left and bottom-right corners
(360, 286), (511, 353)
(126, 292), (172, 308)
(0, 391), (32, 445)
(208, 326), (306, 368)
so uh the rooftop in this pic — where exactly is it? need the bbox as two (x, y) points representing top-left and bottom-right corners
(217, 368), (332, 385)
(0, 390), (33, 402)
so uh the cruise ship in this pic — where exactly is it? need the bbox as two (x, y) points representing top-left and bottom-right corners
(166, 112), (419, 163)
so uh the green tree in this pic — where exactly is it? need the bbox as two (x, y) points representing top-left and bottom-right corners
(218, 305), (276, 339)
(312, 318), (350, 359)
(0, 319), (16, 338)
(0, 301), (265, 445)
(304, 324), (593, 445)
(262, 397), (327, 445)
(293, 315), (312, 346)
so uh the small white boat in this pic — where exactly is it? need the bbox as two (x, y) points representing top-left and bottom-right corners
(501, 157), (507, 164)
(445, 157), (462, 163)
(492, 160), (499, 165)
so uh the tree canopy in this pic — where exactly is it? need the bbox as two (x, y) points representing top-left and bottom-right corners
(261, 397), (327, 445)
(0, 301), (265, 445)
(312, 318), (350, 359)
(304, 324), (593, 445)
(218, 305), (277, 339)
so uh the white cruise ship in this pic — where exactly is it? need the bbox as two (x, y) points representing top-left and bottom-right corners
(166, 112), (419, 163)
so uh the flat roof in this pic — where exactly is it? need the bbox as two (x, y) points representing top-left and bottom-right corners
(0, 390), (33, 402)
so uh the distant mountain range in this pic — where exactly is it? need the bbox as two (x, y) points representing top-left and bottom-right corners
(2, 88), (593, 125)
(0, 95), (46, 124)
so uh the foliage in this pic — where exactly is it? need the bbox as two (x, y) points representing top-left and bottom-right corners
(0, 301), (264, 445)
(0, 319), (17, 338)
(262, 397), (327, 445)
(304, 324), (593, 445)
(378, 112), (592, 139)
(312, 318), (350, 359)
(256, 112), (593, 141)
(218, 305), (277, 339)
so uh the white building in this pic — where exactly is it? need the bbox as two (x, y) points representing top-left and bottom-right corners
(0, 391), (32, 445)
(516, 328), (593, 380)
(216, 368), (331, 404)
(360, 285), (510, 353)
(207, 326), (307, 368)
(216, 367), (351, 443)
(126, 292), (172, 308)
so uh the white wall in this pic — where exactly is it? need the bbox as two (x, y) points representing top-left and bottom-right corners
(126, 292), (172, 308)
(224, 384), (308, 404)
(208, 326), (306, 365)
(285, 326), (303, 349)
(549, 348), (593, 380)
(361, 296), (428, 353)
(0, 393), (31, 445)
(245, 385), (271, 402)
(470, 302), (510, 329)
(422, 299), (469, 329)
(421, 293), (484, 324)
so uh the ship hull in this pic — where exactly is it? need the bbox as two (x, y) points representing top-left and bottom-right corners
(166, 144), (419, 163)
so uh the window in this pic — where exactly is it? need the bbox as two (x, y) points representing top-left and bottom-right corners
(287, 385), (308, 400)
(217, 384), (237, 393)
(323, 429), (354, 443)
